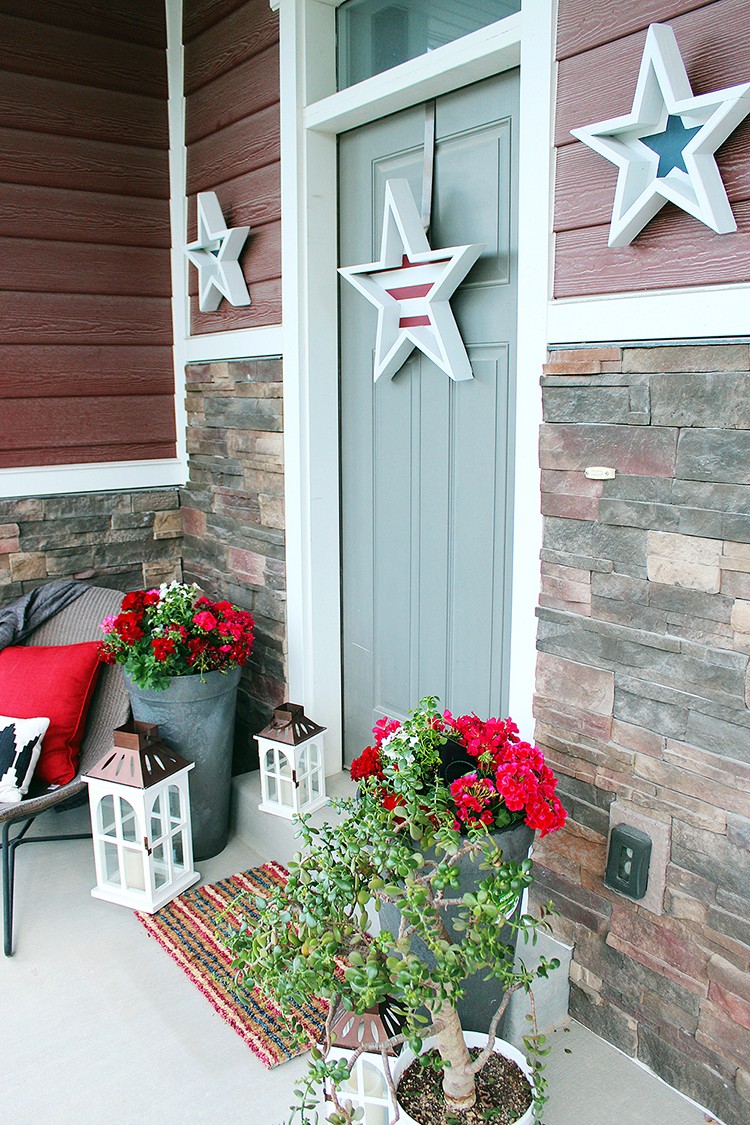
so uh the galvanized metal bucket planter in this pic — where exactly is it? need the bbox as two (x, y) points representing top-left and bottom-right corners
(379, 819), (534, 1035)
(123, 666), (241, 861)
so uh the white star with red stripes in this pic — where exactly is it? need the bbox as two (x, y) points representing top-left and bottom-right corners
(339, 179), (484, 382)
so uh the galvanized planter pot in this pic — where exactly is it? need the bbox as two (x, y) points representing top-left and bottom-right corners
(123, 666), (241, 861)
(379, 820), (534, 1035)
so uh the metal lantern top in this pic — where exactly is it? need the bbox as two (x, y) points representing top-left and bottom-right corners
(330, 998), (407, 1056)
(85, 720), (192, 789)
(257, 702), (326, 746)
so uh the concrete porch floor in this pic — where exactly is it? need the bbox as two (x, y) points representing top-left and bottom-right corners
(3, 772), (719, 1125)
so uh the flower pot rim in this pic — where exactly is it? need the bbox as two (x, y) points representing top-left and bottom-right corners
(392, 1030), (535, 1125)
(123, 664), (242, 698)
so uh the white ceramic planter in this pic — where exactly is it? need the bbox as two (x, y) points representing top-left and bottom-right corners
(391, 1031), (535, 1125)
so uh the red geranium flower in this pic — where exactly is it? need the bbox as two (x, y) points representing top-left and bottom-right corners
(350, 745), (383, 782)
(113, 612), (144, 644)
(152, 636), (176, 661)
(121, 591), (146, 612)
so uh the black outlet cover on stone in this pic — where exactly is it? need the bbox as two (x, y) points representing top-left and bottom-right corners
(605, 824), (652, 900)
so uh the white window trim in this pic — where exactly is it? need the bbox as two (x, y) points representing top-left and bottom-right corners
(279, 0), (556, 770)
(0, 2), (189, 501)
(169, 0), (284, 369)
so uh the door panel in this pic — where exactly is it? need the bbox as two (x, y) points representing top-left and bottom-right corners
(340, 71), (519, 760)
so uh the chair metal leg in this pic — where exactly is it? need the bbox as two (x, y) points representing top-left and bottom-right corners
(3, 820), (14, 957)
(3, 818), (36, 957)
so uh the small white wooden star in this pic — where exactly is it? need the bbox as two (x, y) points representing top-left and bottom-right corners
(571, 23), (750, 247)
(339, 179), (484, 382)
(184, 192), (251, 311)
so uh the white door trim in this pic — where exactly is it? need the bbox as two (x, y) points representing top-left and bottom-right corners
(279, 0), (556, 771)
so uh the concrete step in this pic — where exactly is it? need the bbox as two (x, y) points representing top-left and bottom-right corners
(230, 768), (355, 866)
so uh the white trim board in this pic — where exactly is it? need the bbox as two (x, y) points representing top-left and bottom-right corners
(165, 0), (189, 478)
(0, 459), (186, 501)
(304, 15), (522, 134)
(548, 283), (750, 344)
(279, 0), (556, 770)
(184, 326), (283, 363)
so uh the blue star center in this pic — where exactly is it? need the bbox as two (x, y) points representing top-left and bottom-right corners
(640, 114), (702, 177)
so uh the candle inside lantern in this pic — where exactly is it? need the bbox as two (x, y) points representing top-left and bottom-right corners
(123, 847), (145, 891)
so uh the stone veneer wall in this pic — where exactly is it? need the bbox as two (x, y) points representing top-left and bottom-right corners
(0, 490), (183, 599)
(531, 343), (750, 1125)
(180, 358), (286, 771)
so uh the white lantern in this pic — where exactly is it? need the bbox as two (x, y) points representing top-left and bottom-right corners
(256, 703), (327, 819)
(323, 1001), (406, 1125)
(84, 721), (200, 912)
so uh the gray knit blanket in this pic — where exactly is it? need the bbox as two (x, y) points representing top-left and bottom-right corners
(0, 580), (90, 653)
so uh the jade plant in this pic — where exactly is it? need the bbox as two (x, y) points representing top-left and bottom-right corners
(229, 700), (562, 1124)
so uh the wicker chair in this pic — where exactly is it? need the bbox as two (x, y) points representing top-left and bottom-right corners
(1, 584), (130, 955)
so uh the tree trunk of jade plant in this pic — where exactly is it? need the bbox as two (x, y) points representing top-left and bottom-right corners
(432, 999), (477, 1111)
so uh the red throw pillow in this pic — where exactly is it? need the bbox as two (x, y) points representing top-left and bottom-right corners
(0, 643), (102, 786)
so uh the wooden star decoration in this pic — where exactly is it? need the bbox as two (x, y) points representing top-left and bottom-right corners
(338, 179), (484, 382)
(184, 192), (251, 311)
(571, 23), (750, 247)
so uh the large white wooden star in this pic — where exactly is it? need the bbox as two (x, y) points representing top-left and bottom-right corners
(571, 23), (750, 247)
(184, 192), (251, 311)
(338, 179), (483, 382)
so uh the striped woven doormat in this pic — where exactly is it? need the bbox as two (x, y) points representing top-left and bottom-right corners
(135, 862), (329, 1068)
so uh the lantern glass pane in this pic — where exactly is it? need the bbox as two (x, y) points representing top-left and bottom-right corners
(311, 761), (322, 798)
(172, 832), (185, 869)
(152, 842), (168, 889)
(267, 774), (278, 802)
(169, 785), (182, 824)
(278, 750), (293, 778)
(279, 778), (294, 808)
(103, 841), (121, 884)
(341, 1060), (389, 1123)
(361, 1060), (387, 1098)
(300, 774), (310, 805)
(150, 792), (165, 842)
(119, 797), (137, 843)
(98, 794), (116, 837)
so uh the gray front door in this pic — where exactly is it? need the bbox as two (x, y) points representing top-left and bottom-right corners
(339, 71), (519, 759)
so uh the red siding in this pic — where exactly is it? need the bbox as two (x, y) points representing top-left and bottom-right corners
(184, 0), (281, 334)
(0, 1), (175, 470)
(554, 0), (750, 297)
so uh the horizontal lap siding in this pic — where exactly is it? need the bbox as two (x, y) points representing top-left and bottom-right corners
(0, 1), (175, 469)
(184, 0), (281, 334)
(554, 0), (750, 297)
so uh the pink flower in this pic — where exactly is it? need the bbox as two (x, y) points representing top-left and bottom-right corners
(101, 614), (117, 634)
(193, 610), (218, 632)
(372, 716), (401, 747)
(450, 774), (497, 828)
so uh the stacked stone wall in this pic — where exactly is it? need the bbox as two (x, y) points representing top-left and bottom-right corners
(0, 490), (182, 599)
(532, 343), (750, 1125)
(180, 358), (286, 770)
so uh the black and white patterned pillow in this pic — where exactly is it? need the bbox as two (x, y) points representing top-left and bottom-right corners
(0, 715), (50, 803)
